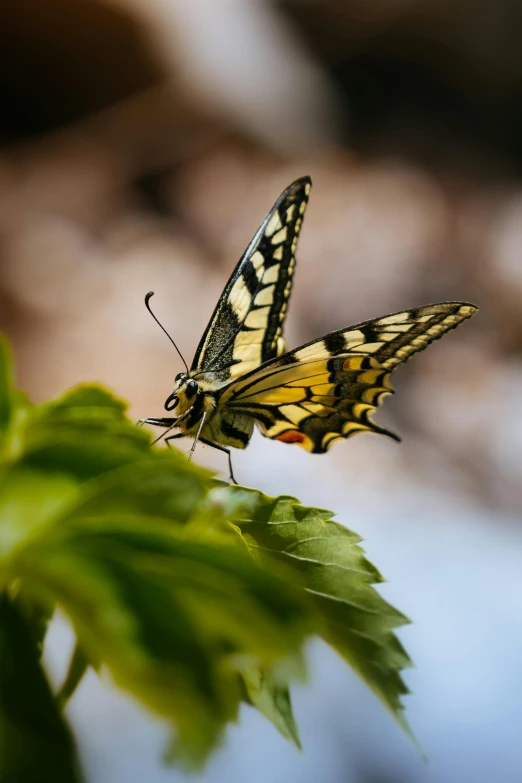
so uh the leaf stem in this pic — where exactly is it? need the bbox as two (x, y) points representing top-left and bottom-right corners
(56, 642), (88, 710)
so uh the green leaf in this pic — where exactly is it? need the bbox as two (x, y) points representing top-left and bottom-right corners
(0, 339), (418, 768)
(66, 457), (211, 524)
(0, 337), (13, 438)
(0, 466), (79, 574)
(18, 384), (152, 480)
(0, 594), (81, 783)
(13, 516), (310, 768)
(15, 384), (212, 509)
(12, 586), (55, 658)
(242, 668), (301, 749)
(56, 643), (89, 709)
(231, 488), (414, 738)
(51, 385), (128, 412)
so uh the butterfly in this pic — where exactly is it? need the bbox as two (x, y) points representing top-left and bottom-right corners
(142, 176), (478, 482)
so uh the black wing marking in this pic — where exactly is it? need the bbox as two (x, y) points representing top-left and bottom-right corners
(191, 176), (311, 381)
(219, 302), (478, 453)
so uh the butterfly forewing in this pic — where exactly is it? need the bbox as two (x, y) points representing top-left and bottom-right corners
(191, 176), (311, 382)
(219, 302), (477, 453)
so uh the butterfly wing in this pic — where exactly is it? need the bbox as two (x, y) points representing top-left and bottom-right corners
(218, 302), (478, 453)
(191, 176), (311, 382)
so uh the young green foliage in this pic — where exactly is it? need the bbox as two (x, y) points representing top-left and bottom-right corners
(0, 595), (81, 783)
(227, 488), (414, 739)
(242, 666), (302, 749)
(0, 336), (416, 779)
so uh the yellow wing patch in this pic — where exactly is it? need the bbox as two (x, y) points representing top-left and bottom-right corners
(191, 177), (312, 382)
(218, 301), (477, 454)
(223, 355), (396, 453)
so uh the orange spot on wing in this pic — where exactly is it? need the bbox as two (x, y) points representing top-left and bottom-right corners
(275, 430), (306, 444)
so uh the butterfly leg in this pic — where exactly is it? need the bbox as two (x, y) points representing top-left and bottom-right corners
(199, 438), (238, 485)
(140, 417), (178, 428)
(164, 433), (185, 448)
(138, 416), (181, 446)
(188, 411), (206, 463)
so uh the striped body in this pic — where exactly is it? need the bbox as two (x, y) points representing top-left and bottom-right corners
(172, 379), (253, 449)
(144, 177), (478, 464)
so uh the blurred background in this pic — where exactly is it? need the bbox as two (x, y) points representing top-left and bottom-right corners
(2, 0), (522, 781)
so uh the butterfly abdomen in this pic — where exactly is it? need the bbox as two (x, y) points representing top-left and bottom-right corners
(206, 408), (254, 449)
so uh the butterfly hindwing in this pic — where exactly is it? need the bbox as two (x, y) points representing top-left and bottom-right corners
(219, 302), (477, 453)
(191, 176), (311, 382)
(221, 354), (396, 453)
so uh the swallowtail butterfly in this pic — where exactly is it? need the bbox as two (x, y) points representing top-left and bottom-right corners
(142, 177), (477, 482)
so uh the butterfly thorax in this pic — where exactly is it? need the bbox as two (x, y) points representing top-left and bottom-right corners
(167, 373), (254, 449)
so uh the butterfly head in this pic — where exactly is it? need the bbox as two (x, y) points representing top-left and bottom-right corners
(165, 372), (199, 414)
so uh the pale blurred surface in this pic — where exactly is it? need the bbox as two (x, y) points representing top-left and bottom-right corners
(3, 1), (522, 781)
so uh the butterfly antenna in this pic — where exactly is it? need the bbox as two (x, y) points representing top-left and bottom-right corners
(145, 292), (189, 374)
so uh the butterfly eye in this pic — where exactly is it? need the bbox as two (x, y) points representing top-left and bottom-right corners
(175, 372), (184, 383)
(185, 380), (198, 398)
